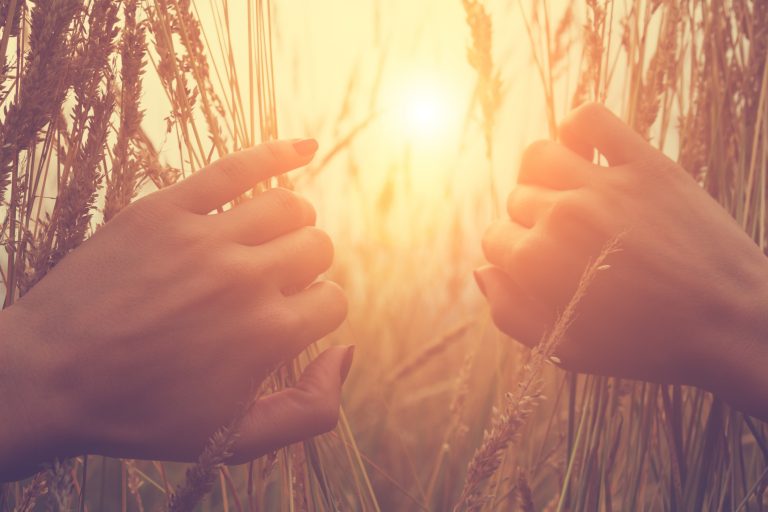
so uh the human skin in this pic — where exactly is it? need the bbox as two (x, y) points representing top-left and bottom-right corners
(476, 103), (768, 421)
(0, 139), (353, 481)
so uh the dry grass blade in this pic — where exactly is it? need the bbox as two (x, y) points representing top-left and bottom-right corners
(0, 0), (80, 201)
(167, 390), (263, 512)
(12, 472), (48, 512)
(104, 0), (148, 222)
(516, 469), (535, 512)
(1, 1), (766, 510)
(461, 0), (502, 161)
(386, 318), (475, 384)
(453, 236), (622, 512)
(24, 0), (120, 289)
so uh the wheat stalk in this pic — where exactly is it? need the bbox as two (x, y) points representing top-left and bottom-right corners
(454, 237), (621, 512)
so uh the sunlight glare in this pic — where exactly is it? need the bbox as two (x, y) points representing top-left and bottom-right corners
(404, 88), (443, 135)
(386, 72), (463, 148)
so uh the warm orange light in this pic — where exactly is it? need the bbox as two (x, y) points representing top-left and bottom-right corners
(385, 72), (463, 147)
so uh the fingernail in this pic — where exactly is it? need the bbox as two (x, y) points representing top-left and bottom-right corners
(473, 270), (487, 297)
(293, 138), (318, 156)
(340, 345), (355, 383)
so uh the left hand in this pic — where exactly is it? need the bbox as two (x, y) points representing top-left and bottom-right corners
(0, 140), (353, 481)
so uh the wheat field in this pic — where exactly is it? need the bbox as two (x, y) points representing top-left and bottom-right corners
(0, 0), (767, 510)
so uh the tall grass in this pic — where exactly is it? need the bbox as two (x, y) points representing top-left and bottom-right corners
(0, 0), (766, 510)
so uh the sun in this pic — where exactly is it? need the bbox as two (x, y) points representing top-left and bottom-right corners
(403, 87), (445, 135)
(384, 71), (463, 147)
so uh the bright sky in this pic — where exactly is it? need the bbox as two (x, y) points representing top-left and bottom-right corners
(139, 0), (579, 251)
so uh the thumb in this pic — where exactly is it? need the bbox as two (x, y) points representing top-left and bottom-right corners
(229, 345), (354, 464)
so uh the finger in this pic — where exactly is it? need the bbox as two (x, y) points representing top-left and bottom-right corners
(558, 129), (595, 162)
(559, 103), (650, 166)
(215, 188), (316, 245)
(163, 139), (319, 214)
(483, 221), (582, 308)
(282, 281), (348, 357)
(507, 185), (561, 228)
(230, 345), (354, 463)
(481, 219), (529, 271)
(474, 266), (550, 347)
(517, 140), (594, 190)
(260, 227), (334, 293)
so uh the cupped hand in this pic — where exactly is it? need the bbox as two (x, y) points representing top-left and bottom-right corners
(0, 139), (352, 480)
(476, 104), (768, 406)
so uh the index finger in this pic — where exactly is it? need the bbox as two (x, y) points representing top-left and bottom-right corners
(162, 139), (318, 214)
(559, 103), (650, 166)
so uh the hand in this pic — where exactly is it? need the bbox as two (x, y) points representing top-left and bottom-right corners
(0, 139), (352, 481)
(476, 103), (768, 418)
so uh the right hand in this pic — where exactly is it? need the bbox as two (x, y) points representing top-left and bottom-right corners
(0, 139), (352, 481)
(476, 104), (768, 419)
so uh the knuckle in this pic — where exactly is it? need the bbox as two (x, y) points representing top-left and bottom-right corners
(122, 194), (174, 223)
(267, 188), (314, 224)
(273, 306), (306, 336)
(302, 227), (334, 260)
(113, 197), (200, 248)
(519, 140), (565, 184)
(123, 193), (154, 214)
(171, 220), (210, 247)
(214, 153), (249, 188)
(323, 281), (349, 324)
(605, 159), (669, 193)
(505, 234), (539, 272)
(520, 139), (554, 171)
(506, 187), (522, 214)
(481, 221), (510, 266)
(217, 250), (258, 283)
(620, 171), (650, 198)
(546, 194), (579, 225)
(644, 154), (682, 180)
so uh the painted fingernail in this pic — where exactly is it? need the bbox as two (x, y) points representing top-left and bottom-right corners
(340, 345), (355, 383)
(293, 138), (318, 156)
(473, 270), (487, 297)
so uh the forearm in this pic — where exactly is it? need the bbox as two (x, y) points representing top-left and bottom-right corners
(0, 307), (61, 481)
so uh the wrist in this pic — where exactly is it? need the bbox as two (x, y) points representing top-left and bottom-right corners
(0, 306), (74, 480)
(693, 257), (768, 420)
